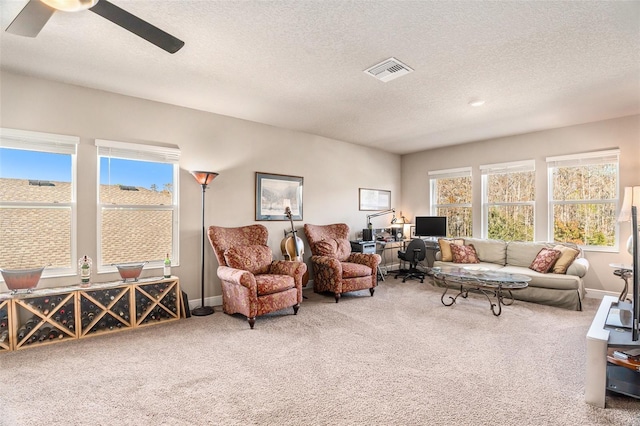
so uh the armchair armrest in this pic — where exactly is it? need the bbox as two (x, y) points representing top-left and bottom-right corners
(217, 265), (257, 292)
(270, 260), (307, 288)
(346, 253), (381, 271)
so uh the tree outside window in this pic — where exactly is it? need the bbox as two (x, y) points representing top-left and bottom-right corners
(482, 161), (535, 241)
(429, 168), (472, 237)
(547, 150), (619, 248)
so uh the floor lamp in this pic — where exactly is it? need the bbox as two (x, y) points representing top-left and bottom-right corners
(191, 171), (219, 316)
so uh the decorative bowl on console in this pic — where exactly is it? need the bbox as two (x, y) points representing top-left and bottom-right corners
(112, 262), (148, 282)
(0, 266), (47, 294)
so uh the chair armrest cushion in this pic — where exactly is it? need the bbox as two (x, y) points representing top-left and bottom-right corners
(217, 265), (257, 291)
(346, 253), (381, 270)
(270, 260), (307, 285)
(310, 255), (342, 270)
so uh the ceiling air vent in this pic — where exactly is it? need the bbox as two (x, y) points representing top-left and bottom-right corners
(364, 57), (413, 82)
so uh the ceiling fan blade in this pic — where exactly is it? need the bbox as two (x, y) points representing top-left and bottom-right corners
(89, 0), (184, 53)
(5, 0), (55, 37)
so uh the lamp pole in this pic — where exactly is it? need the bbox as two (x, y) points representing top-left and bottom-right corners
(191, 171), (218, 316)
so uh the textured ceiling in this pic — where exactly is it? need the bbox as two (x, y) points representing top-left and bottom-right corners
(1, 0), (639, 154)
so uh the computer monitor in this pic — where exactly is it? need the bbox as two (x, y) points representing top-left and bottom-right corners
(414, 216), (447, 238)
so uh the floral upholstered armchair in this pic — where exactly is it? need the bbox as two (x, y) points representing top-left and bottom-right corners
(303, 223), (381, 303)
(207, 224), (307, 329)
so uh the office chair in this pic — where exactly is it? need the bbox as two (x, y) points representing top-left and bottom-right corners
(394, 238), (427, 283)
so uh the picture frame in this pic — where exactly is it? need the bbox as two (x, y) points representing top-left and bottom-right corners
(255, 172), (303, 221)
(359, 188), (391, 211)
(410, 226), (416, 238)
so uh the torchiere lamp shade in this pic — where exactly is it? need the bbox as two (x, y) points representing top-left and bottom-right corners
(191, 171), (218, 187)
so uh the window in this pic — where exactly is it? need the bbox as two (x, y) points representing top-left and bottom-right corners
(429, 167), (472, 237)
(547, 150), (619, 249)
(97, 140), (180, 272)
(481, 160), (535, 241)
(0, 128), (78, 275)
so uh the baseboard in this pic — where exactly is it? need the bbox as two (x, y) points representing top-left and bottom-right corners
(585, 288), (619, 300)
(188, 295), (223, 310)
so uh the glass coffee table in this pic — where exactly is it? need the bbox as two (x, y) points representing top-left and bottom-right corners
(432, 266), (531, 316)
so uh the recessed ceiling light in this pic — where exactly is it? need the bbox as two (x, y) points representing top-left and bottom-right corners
(469, 100), (486, 107)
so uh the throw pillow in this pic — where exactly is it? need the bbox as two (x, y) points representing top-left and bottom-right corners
(551, 245), (580, 274)
(529, 247), (562, 273)
(438, 238), (464, 262)
(314, 239), (337, 257)
(224, 245), (272, 275)
(334, 238), (352, 262)
(450, 243), (480, 264)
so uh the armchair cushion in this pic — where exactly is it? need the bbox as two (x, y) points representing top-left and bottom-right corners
(224, 245), (272, 275)
(255, 274), (295, 296)
(342, 262), (373, 279)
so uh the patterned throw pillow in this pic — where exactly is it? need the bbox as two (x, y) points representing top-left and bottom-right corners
(314, 238), (351, 261)
(450, 244), (480, 264)
(334, 238), (352, 262)
(224, 245), (272, 275)
(551, 245), (580, 274)
(438, 238), (465, 262)
(529, 247), (562, 273)
(314, 239), (338, 257)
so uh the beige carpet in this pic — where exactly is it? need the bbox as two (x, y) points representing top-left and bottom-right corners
(1, 278), (639, 426)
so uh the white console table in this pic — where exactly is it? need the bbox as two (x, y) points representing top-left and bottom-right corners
(586, 295), (639, 407)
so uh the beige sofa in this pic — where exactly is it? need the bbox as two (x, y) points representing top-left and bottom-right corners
(432, 238), (589, 311)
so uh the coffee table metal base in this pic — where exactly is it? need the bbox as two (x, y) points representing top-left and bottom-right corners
(440, 281), (517, 316)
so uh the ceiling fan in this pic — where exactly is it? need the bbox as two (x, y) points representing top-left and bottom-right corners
(5, 0), (184, 53)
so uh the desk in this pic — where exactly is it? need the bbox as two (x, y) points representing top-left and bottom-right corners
(351, 238), (440, 277)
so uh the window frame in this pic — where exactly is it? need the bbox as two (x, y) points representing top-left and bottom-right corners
(0, 127), (78, 278)
(96, 139), (180, 274)
(546, 149), (620, 252)
(480, 160), (535, 241)
(428, 167), (473, 238)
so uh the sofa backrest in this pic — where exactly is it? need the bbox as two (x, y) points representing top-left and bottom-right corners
(506, 241), (551, 267)
(463, 238), (507, 265)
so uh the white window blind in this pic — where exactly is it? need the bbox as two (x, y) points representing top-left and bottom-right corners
(480, 160), (534, 175)
(428, 167), (471, 179)
(1, 127), (78, 155)
(95, 139), (180, 164)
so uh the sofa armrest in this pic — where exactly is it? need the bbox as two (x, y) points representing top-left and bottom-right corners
(217, 265), (257, 292)
(567, 257), (589, 278)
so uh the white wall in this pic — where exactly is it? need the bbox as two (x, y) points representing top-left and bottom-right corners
(0, 71), (401, 303)
(401, 115), (640, 294)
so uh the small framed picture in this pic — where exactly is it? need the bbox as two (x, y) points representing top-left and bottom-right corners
(410, 226), (416, 238)
(359, 188), (391, 211)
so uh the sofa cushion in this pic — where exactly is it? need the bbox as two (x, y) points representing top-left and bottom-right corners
(506, 241), (550, 268)
(552, 245), (580, 274)
(500, 265), (582, 291)
(224, 245), (272, 275)
(451, 244), (480, 263)
(530, 247), (562, 273)
(438, 238), (464, 262)
(463, 238), (507, 265)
